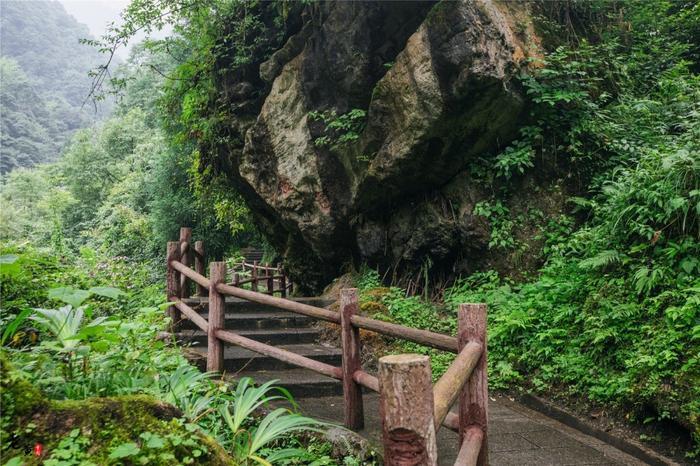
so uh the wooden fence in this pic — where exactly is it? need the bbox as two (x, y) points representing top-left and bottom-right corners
(168, 227), (489, 466)
(228, 260), (292, 296)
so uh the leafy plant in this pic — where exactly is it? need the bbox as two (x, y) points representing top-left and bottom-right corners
(219, 377), (323, 465)
(308, 109), (367, 150)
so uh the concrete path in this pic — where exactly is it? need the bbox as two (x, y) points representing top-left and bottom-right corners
(296, 394), (647, 465)
(178, 297), (648, 464)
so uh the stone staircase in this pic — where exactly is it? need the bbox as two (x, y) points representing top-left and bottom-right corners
(239, 247), (264, 263)
(176, 296), (343, 397)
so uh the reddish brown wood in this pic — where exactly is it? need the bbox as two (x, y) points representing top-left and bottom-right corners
(378, 354), (438, 466)
(232, 273), (240, 286)
(179, 228), (192, 298)
(351, 315), (459, 352)
(444, 412), (459, 432)
(207, 261), (226, 373)
(353, 370), (379, 393)
(194, 240), (207, 296)
(279, 265), (287, 298)
(458, 303), (488, 466)
(216, 283), (340, 323)
(433, 341), (483, 429)
(215, 281), (462, 354)
(170, 260), (210, 288)
(351, 369), (460, 432)
(251, 260), (258, 292)
(455, 426), (484, 466)
(174, 301), (209, 332)
(340, 288), (364, 430)
(243, 262), (277, 271)
(166, 242), (181, 327)
(267, 263), (274, 295)
(216, 329), (343, 379)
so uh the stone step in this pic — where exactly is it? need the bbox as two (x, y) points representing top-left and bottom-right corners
(227, 368), (343, 398)
(178, 311), (314, 330)
(186, 343), (342, 372)
(175, 328), (321, 346)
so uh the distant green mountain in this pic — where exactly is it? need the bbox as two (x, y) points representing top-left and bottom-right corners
(0, 0), (106, 173)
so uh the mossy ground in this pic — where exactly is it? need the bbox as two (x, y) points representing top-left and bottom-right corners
(1, 356), (234, 465)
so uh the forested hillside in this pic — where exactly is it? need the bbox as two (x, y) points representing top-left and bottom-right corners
(1, 0), (699, 463)
(0, 0), (105, 173)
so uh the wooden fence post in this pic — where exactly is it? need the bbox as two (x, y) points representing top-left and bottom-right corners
(251, 260), (258, 292)
(166, 241), (181, 327)
(340, 288), (363, 430)
(179, 227), (192, 299)
(267, 264), (274, 295)
(378, 354), (438, 466)
(207, 261), (226, 373)
(279, 263), (287, 298)
(194, 240), (207, 296)
(458, 304), (488, 466)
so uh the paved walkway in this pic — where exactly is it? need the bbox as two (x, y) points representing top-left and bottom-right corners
(296, 394), (647, 465)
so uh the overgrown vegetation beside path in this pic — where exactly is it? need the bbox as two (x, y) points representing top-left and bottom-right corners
(0, 247), (373, 465)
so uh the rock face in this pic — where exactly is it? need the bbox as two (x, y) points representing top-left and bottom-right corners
(213, 0), (541, 291)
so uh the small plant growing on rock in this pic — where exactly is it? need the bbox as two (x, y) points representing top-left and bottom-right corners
(308, 109), (367, 149)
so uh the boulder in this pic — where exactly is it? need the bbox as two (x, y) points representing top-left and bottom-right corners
(212, 0), (542, 291)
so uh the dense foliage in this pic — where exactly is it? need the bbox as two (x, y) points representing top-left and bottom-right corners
(0, 6), (340, 462)
(2, 0), (699, 462)
(1, 41), (253, 264)
(0, 246), (359, 464)
(350, 1), (700, 459)
(0, 1), (107, 173)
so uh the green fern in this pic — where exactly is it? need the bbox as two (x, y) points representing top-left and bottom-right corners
(578, 250), (623, 270)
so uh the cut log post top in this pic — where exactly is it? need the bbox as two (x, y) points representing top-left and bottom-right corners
(379, 354), (438, 466)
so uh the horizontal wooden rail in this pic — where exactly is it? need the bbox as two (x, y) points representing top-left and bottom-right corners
(455, 426), (483, 466)
(351, 315), (459, 353)
(215, 329), (343, 380)
(352, 370), (379, 392)
(433, 341), (483, 429)
(167, 236), (489, 463)
(173, 300), (209, 332)
(229, 275), (285, 286)
(231, 277), (255, 286)
(241, 262), (280, 272)
(170, 260), (211, 289)
(217, 281), (458, 351)
(216, 283), (340, 323)
(218, 281), (460, 351)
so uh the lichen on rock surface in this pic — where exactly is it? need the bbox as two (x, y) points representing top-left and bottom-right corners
(204, 0), (543, 291)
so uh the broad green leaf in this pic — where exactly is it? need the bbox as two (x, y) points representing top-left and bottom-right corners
(3, 456), (24, 466)
(0, 254), (18, 264)
(48, 287), (91, 308)
(109, 442), (140, 459)
(0, 255), (20, 277)
(88, 286), (126, 299)
(90, 339), (110, 352)
(146, 434), (166, 449)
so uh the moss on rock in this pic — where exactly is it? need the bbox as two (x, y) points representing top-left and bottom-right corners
(1, 356), (234, 465)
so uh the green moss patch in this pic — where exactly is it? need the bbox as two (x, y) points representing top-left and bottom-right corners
(1, 358), (234, 465)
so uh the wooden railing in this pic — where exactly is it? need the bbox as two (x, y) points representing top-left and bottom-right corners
(228, 260), (292, 297)
(167, 227), (489, 466)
